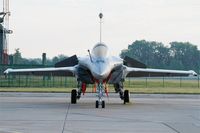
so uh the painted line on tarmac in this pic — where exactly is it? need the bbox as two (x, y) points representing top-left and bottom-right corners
(61, 103), (71, 133)
(162, 122), (180, 133)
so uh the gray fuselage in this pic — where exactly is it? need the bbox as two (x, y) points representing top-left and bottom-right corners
(77, 43), (123, 82)
(79, 55), (123, 81)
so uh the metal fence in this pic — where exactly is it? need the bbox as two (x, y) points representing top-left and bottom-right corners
(0, 64), (199, 88)
(0, 74), (199, 88)
(0, 75), (77, 88)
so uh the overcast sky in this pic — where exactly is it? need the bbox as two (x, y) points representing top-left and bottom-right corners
(1, 0), (200, 58)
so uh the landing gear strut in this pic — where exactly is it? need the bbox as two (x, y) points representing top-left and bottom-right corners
(114, 83), (130, 104)
(76, 81), (82, 99)
(71, 81), (83, 104)
(95, 83), (105, 108)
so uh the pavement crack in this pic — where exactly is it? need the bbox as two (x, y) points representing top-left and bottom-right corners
(61, 103), (70, 133)
(162, 122), (180, 133)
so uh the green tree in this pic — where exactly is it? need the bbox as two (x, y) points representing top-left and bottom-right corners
(49, 54), (68, 65)
(13, 48), (22, 64)
(20, 58), (42, 65)
(120, 40), (169, 68)
(169, 42), (200, 72)
(120, 40), (200, 72)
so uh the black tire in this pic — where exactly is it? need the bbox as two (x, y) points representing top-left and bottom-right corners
(102, 100), (105, 108)
(71, 89), (77, 104)
(124, 90), (130, 104)
(96, 100), (99, 108)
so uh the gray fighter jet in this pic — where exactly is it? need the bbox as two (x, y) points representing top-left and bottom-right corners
(4, 13), (197, 108)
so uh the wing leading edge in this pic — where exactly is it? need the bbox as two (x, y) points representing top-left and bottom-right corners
(4, 66), (76, 76)
(125, 66), (197, 77)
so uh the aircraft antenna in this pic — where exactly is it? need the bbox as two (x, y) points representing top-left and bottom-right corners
(99, 13), (103, 43)
(87, 50), (93, 63)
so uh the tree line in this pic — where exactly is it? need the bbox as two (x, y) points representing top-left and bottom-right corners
(120, 40), (200, 73)
(11, 40), (200, 73)
(12, 48), (67, 66)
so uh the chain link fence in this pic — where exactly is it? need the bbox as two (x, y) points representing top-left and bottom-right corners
(0, 74), (199, 88)
(0, 64), (199, 88)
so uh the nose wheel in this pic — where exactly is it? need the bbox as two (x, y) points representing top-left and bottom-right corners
(95, 100), (105, 108)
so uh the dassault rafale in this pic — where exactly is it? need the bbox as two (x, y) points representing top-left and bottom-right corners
(4, 13), (197, 108)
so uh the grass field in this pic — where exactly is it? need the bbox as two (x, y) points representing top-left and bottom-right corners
(0, 76), (199, 94)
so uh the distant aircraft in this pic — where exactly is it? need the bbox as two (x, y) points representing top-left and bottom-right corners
(4, 13), (197, 108)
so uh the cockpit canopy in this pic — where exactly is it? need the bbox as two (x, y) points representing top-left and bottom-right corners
(92, 43), (108, 57)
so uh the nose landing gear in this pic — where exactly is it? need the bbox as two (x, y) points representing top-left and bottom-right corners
(95, 100), (105, 108)
(95, 83), (105, 108)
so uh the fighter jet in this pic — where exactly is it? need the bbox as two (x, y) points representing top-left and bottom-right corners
(4, 13), (197, 108)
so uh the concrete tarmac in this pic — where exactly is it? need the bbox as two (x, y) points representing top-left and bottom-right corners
(0, 93), (200, 133)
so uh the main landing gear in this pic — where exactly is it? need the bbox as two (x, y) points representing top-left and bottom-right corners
(71, 81), (82, 104)
(114, 83), (130, 104)
(71, 82), (130, 108)
(118, 89), (130, 104)
(123, 90), (130, 104)
(71, 89), (77, 104)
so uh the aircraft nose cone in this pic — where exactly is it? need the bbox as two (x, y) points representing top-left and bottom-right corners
(97, 70), (107, 77)
(92, 64), (110, 79)
(94, 69), (107, 78)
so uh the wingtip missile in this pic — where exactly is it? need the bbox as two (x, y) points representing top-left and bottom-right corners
(4, 68), (12, 75)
